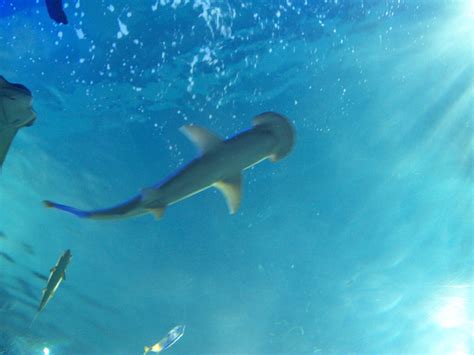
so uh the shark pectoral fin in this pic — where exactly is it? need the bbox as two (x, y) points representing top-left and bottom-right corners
(0, 127), (19, 168)
(147, 207), (165, 219)
(179, 125), (223, 154)
(214, 174), (242, 214)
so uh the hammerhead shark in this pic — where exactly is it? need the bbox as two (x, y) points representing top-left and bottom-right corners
(0, 76), (36, 169)
(44, 112), (295, 220)
(31, 249), (72, 326)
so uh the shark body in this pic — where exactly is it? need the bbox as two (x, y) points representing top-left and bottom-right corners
(0, 76), (36, 169)
(44, 112), (295, 220)
(32, 250), (72, 324)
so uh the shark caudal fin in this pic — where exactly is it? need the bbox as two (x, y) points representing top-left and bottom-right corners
(29, 312), (40, 329)
(43, 200), (91, 218)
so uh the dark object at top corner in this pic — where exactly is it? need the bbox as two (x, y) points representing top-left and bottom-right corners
(45, 0), (68, 25)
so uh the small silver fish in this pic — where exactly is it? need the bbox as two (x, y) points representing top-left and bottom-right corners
(144, 325), (185, 354)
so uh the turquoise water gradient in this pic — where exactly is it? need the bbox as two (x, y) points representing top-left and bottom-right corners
(0, 0), (472, 354)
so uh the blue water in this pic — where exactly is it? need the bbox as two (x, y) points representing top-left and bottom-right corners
(0, 0), (473, 354)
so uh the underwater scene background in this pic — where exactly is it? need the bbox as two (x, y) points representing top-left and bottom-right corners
(0, 0), (473, 354)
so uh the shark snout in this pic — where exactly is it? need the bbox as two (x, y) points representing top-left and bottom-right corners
(252, 112), (295, 162)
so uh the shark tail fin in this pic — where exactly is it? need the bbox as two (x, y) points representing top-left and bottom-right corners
(43, 200), (91, 218)
(29, 312), (40, 329)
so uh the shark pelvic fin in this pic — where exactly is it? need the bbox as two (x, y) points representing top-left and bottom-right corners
(142, 188), (166, 219)
(214, 174), (242, 214)
(147, 207), (165, 219)
(179, 125), (222, 154)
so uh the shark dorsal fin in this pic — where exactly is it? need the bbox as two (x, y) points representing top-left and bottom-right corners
(180, 125), (222, 154)
(214, 174), (242, 214)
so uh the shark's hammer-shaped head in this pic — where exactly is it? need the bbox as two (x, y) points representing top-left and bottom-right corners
(252, 111), (295, 162)
(0, 76), (36, 128)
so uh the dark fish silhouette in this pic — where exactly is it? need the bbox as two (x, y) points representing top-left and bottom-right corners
(19, 242), (35, 256)
(16, 277), (37, 301)
(0, 231), (35, 255)
(16, 297), (37, 310)
(45, 0), (68, 24)
(30, 270), (48, 282)
(72, 289), (120, 314)
(0, 252), (16, 264)
(7, 309), (31, 323)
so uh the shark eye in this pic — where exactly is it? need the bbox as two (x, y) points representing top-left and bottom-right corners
(7, 97), (16, 101)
